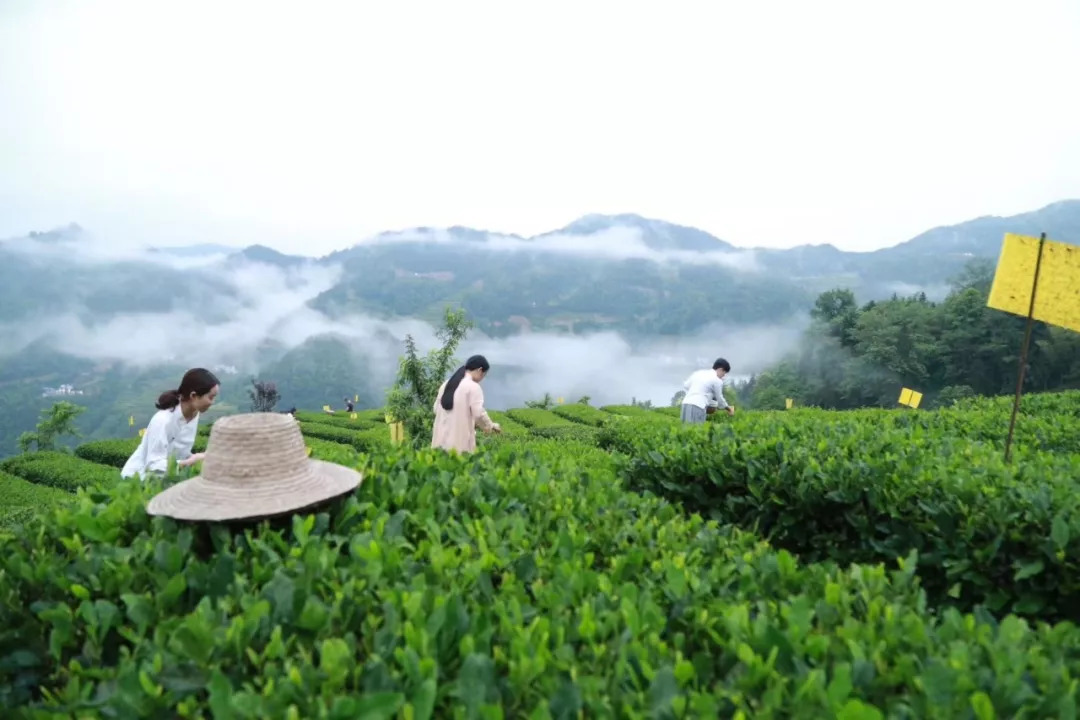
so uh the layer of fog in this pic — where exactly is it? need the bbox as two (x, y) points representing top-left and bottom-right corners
(0, 244), (804, 408)
(364, 225), (763, 273)
(470, 320), (808, 410)
(880, 281), (953, 302)
(0, 224), (240, 269)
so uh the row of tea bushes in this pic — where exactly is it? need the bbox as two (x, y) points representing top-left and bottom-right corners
(296, 421), (361, 446)
(483, 411), (530, 437)
(529, 424), (602, 444)
(894, 401), (1080, 455)
(0, 451), (122, 493)
(549, 403), (613, 426)
(2, 442), (1080, 716)
(296, 421), (394, 455)
(499, 409), (605, 445)
(599, 404), (677, 420)
(953, 388), (1080, 416)
(293, 410), (382, 431)
(610, 415), (1080, 622)
(504, 407), (575, 428)
(74, 438), (140, 467)
(304, 437), (362, 466)
(0, 471), (74, 530)
(74, 437), (210, 469)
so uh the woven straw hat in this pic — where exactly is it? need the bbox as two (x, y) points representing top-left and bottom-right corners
(146, 412), (363, 522)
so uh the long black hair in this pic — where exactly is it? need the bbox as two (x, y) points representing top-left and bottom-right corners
(440, 355), (490, 411)
(156, 368), (221, 410)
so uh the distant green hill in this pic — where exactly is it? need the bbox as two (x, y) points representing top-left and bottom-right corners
(1, 200), (1078, 456)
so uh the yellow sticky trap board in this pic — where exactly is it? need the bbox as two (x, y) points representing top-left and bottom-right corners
(354, 394), (358, 402)
(557, 397), (564, 405)
(785, 398), (793, 409)
(305, 446), (312, 456)
(898, 387), (923, 409)
(322, 405), (332, 412)
(350, 412), (358, 420)
(129, 415), (134, 426)
(987, 233), (1080, 333)
(388, 422), (404, 445)
(138, 428), (146, 438)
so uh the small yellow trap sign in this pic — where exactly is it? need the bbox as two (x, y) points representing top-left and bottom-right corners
(987, 233), (1080, 333)
(305, 446), (312, 457)
(138, 428), (146, 438)
(785, 398), (793, 410)
(384, 413), (405, 444)
(322, 405), (332, 412)
(350, 412), (358, 420)
(898, 388), (923, 409)
(129, 415), (134, 427)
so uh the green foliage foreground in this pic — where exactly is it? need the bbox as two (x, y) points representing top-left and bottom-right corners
(2, 436), (1080, 717)
(609, 406), (1080, 623)
(3, 392), (1080, 716)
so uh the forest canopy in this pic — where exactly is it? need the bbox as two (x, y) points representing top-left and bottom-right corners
(742, 259), (1080, 410)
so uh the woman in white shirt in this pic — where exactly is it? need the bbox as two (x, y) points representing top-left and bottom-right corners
(121, 368), (221, 480)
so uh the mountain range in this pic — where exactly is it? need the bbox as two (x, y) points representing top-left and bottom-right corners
(0, 200), (1077, 456)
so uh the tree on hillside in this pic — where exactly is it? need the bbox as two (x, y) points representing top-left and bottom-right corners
(525, 393), (554, 409)
(386, 307), (473, 448)
(247, 378), (281, 412)
(18, 401), (85, 453)
(811, 288), (860, 349)
(745, 258), (1080, 410)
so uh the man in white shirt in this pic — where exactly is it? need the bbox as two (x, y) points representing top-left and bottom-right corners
(680, 358), (734, 424)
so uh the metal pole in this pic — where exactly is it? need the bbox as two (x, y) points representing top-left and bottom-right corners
(1004, 232), (1047, 463)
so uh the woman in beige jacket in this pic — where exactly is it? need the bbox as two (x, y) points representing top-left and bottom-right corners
(431, 355), (501, 453)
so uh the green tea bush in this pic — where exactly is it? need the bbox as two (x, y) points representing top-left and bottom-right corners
(74, 438), (140, 468)
(952, 389), (1080, 416)
(600, 404), (676, 422)
(294, 411), (380, 432)
(898, 403), (1080, 454)
(353, 408), (390, 423)
(296, 422), (358, 447)
(0, 452), (119, 492)
(549, 403), (613, 426)
(3, 445), (1080, 716)
(613, 417), (1080, 621)
(0, 471), (74, 530)
(505, 408), (573, 428)
(530, 424), (601, 445)
(303, 438), (360, 465)
(352, 425), (394, 453)
(485, 412), (530, 437)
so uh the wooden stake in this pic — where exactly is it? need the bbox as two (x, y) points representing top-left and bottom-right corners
(1004, 232), (1046, 463)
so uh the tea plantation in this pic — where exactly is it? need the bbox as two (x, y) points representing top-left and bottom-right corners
(2, 392), (1080, 717)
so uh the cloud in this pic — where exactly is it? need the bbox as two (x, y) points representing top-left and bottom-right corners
(362, 224), (763, 272)
(880, 281), (952, 302)
(0, 224), (237, 269)
(0, 257), (439, 370)
(0, 245), (802, 409)
(467, 318), (808, 409)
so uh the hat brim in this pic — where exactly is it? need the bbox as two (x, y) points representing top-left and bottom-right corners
(145, 459), (363, 522)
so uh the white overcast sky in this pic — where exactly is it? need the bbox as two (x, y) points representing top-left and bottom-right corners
(1, 0), (1078, 256)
